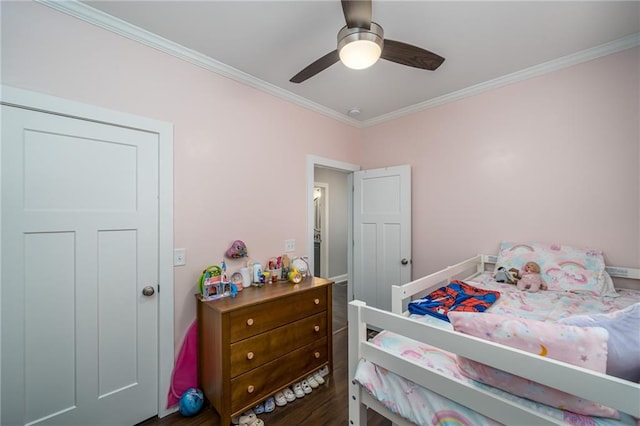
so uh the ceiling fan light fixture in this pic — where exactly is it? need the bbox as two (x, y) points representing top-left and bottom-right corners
(337, 23), (384, 70)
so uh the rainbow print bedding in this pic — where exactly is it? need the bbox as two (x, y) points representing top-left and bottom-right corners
(353, 273), (640, 426)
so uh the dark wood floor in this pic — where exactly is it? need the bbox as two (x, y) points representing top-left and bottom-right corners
(139, 327), (391, 426)
(139, 281), (390, 426)
(332, 281), (348, 332)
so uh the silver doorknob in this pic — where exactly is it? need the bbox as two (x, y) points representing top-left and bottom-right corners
(401, 258), (409, 265)
(142, 286), (155, 296)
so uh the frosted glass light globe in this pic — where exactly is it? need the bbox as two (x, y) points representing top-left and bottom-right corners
(339, 39), (382, 70)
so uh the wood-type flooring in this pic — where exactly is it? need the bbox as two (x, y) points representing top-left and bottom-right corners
(139, 280), (391, 426)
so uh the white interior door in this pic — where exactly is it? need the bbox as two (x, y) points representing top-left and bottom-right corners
(1, 105), (159, 425)
(353, 165), (411, 311)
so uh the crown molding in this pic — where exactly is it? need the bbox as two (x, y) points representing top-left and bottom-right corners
(363, 33), (640, 127)
(36, 0), (363, 128)
(37, 0), (637, 129)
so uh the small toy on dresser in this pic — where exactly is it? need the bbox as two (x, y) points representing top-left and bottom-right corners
(517, 261), (547, 292)
(197, 263), (237, 301)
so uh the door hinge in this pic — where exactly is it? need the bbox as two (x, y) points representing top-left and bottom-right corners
(157, 284), (160, 293)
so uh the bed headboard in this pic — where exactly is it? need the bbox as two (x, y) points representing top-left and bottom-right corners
(482, 254), (640, 279)
(391, 255), (640, 315)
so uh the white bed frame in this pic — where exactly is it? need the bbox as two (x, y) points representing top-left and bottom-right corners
(348, 255), (640, 426)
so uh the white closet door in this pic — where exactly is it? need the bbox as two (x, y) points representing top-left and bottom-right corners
(1, 105), (159, 425)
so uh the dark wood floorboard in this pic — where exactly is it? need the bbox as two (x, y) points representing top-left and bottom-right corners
(332, 281), (347, 332)
(139, 327), (391, 426)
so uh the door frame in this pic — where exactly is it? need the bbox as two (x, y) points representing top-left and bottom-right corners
(313, 182), (329, 279)
(0, 85), (175, 419)
(306, 155), (359, 301)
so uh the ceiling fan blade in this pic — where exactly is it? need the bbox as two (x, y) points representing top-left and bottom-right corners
(381, 39), (445, 71)
(341, 0), (371, 29)
(290, 50), (340, 83)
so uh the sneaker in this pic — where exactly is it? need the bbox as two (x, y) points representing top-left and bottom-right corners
(318, 365), (330, 377)
(238, 413), (257, 426)
(253, 402), (265, 414)
(264, 397), (275, 413)
(301, 380), (313, 394)
(306, 374), (319, 388)
(231, 408), (256, 425)
(283, 387), (296, 402)
(313, 371), (325, 385)
(292, 382), (305, 398)
(274, 391), (287, 407)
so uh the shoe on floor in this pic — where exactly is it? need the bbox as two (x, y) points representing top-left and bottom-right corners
(306, 374), (319, 388)
(238, 413), (257, 426)
(292, 382), (305, 398)
(274, 391), (287, 407)
(283, 387), (296, 402)
(253, 402), (265, 415)
(264, 396), (275, 413)
(318, 365), (330, 377)
(312, 371), (325, 385)
(301, 380), (313, 394)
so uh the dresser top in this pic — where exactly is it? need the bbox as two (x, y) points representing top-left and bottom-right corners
(198, 276), (333, 313)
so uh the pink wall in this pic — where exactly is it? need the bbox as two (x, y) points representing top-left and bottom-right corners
(2, 2), (638, 349)
(0, 2), (361, 346)
(361, 47), (640, 279)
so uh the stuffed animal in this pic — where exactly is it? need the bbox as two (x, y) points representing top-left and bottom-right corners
(517, 261), (546, 292)
(494, 267), (519, 285)
(509, 268), (521, 281)
(225, 240), (248, 259)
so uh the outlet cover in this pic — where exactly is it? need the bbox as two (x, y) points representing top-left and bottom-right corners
(284, 239), (295, 253)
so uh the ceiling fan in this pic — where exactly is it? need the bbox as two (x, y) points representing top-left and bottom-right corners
(290, 0), (445, 83)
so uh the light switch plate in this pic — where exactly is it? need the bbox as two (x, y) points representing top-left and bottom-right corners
(284, 239), (295, 253)
(174, 248), (186, 266)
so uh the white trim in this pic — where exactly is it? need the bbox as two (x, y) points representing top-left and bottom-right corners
(330, 273), (348, 285)
(35, 1), (639, 128)
(307, 156), (359, 301)
(35, 0), (361, 128)
(0, 85), (175, 419)
(363, 33), (640, 126)
(313, 182), (330, 279)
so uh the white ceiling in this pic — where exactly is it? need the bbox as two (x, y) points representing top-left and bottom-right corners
(80, 1), (640, 124)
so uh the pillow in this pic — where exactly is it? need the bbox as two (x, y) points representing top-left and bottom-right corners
(449, 311), (618, 419)
(559, 303), (640, 383)
(495, 241), (616, 297)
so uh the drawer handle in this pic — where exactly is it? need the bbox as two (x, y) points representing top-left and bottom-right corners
(314, 298), (320, 305)
(314, 325), (320, 332)
(247, 352), (254, 360)
(314, 352), (321, 359)
(246, 318), (254, 326)
(247, 385), (255, 394)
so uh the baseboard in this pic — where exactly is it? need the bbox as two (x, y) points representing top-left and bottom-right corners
(330, 274), (347, 285)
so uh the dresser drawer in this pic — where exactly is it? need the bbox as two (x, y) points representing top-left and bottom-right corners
(229, 286), (327, 342)
(230, 338), (328, 413)
(230, 313), (327, 377)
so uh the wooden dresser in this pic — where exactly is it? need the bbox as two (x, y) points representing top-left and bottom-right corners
(197, 277), (333, 424)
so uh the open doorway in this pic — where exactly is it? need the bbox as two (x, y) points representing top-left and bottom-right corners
(307, 155), (359, 332)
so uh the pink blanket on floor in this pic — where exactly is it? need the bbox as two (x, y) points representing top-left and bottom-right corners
(167, 320), (198, 408)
